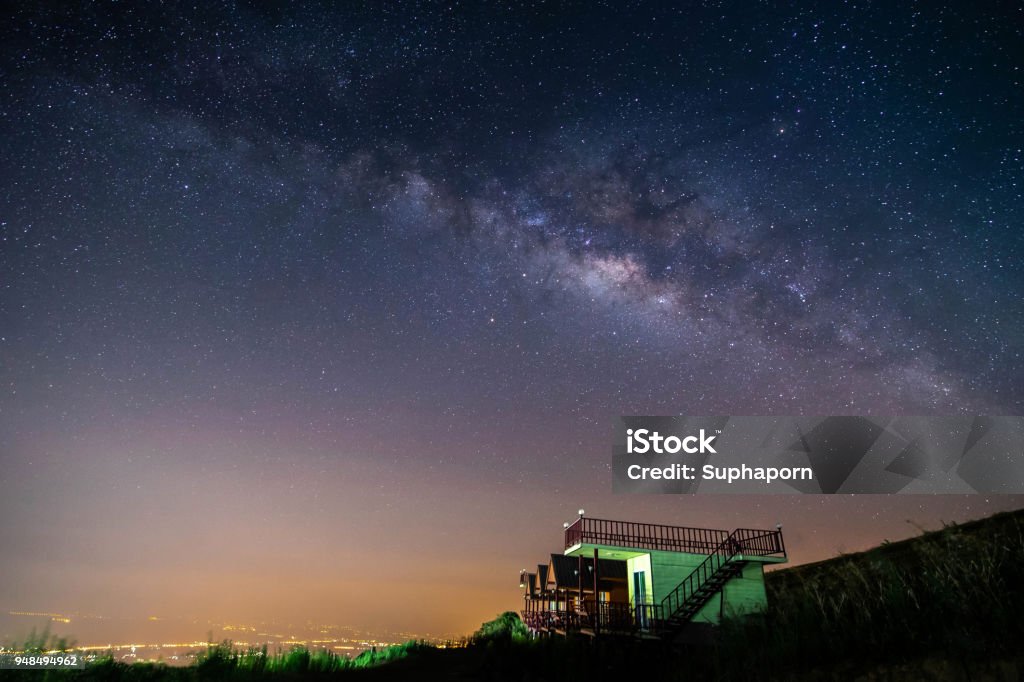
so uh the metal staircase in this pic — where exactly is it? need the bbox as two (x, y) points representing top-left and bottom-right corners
(658, 528), (784, 636)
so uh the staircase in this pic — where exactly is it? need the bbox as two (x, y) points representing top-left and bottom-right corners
(656, 528), (783, 637)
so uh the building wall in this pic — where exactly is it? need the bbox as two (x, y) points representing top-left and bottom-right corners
(608, 582), (630, 603)
(695, 561), (768, 624)
(645, 550), (769, 625)
(589, 545), (772, 626)
(625, 554), (653, 606)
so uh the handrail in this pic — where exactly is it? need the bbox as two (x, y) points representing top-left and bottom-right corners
(530, 520), (786, 635)
(658, 527), (785, 622)
(565, 516), (731, 554)
(659, 531), (738, 621)
(731, 528), (786, 557)
(522, 595), (664, 633)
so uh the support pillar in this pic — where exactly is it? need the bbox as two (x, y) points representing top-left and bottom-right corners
(593, 547), (600, 635)
(577, 553), (583, 626)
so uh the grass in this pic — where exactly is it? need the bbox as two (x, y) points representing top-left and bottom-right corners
(0, 640), (436, 681)
(191, 639), (433, 676)
(1, 623), (76, 656)
(711, 508), (1024, 679)
(3, 508), (1022, 680)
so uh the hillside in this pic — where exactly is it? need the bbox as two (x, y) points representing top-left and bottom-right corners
(730, 507), (1024, 679)
(768, 506), (1024, 590)
(3, 508), (1021, 681)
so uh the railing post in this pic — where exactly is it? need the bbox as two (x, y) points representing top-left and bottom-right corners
(578, 553), (584, 621)
(593, 547), (600, 635)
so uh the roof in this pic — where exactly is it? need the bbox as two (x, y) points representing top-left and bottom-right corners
(547, 554), (627, 590)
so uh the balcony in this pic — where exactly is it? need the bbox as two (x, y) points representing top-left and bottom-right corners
(564, 517), (785, 558)
(522, 595), (663, 635)
(523, 517), (787, 639)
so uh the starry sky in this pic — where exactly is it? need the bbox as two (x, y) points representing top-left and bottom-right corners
(1, 2), (1023, 639)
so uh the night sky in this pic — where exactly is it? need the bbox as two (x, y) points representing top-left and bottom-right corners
(2, 2), (1023, 638)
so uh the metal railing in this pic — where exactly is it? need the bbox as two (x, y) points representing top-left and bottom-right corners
(528, 520), (786, 637)
(522, 596), (580, 632)
(522, 596), (664, 633)
(659, 527), (785, 623)
(730, 528), (786, 557)
(564, 517), (730, 554)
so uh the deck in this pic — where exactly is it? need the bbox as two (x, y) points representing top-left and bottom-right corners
(564, 516), (786, 561)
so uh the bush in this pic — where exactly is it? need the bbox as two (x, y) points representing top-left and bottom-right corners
(472, 611), (530, 644)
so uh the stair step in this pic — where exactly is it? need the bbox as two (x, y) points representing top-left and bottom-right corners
(660, 546), (751, 629)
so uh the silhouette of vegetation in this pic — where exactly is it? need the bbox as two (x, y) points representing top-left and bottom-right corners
(471, 611), (529, 644)
(2, 509), (1021, 680)
(711, 508), (1024, 679)
(188, 638), (433, 676)
(3, 624), (76, 655)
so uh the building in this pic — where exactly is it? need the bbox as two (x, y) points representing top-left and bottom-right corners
(519, 512), (786, 638)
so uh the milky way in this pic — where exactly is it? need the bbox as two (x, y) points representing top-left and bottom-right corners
(1, 3), (1022, 635)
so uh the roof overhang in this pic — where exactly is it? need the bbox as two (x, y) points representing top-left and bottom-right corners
(566, 543), (788, 564)
(565, 542), (649, 560)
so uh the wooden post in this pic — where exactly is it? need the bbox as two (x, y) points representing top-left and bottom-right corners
(578, 553), (584, 626)
(593, 547), (600, 635)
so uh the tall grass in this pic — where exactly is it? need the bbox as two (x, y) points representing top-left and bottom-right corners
(711, 510), (1024, 678)
(0, 640), (434, 681)
(192, 639), (432, 676)
(1, 624), (76, 655)
(5, 510), (1020, 681)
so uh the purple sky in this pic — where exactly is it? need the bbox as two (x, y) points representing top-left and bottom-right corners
(2, 1), (1022, 641)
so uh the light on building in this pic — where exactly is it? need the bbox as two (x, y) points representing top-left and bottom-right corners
(578, 509), (585, 516)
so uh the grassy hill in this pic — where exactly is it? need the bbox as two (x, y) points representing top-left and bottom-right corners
(3, 508), (1022, 681)
(718, 507), (1024, 679)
